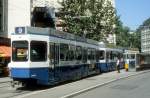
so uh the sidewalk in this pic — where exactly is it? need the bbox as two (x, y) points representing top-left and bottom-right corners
(15, 69), (150, 98)
(0, 77), (12, 83)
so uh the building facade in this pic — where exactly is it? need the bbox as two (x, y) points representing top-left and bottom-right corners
(0, 0), (56, 39)
(0, 0), (115, 41)
(141, 27), (150, 53)
(0, 0), (31, 39)
(0, 0), (7, 38)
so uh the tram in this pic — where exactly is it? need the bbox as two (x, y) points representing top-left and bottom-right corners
(8, 27), (105, 86)
(124, 50), (150, 71)
(8, 27), (124, 86)
(97, 47), (124, 72)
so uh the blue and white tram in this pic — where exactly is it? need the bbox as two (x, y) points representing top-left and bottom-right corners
(8, 27), (103, 86)
(108, 48), (124, 70)
(97, 47), (124, 72)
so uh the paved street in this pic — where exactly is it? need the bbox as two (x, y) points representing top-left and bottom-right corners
(0, 70), (149, 98)
(0, 77), (11, 83)
(10, 70), (149, 98)
(71, 71), (150, 98)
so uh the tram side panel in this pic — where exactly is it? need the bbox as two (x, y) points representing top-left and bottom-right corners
(41, 36), (101, 85)
(97, 48), (108, 72)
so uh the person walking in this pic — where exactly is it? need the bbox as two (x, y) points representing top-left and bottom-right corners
(116, 57), (120, 73)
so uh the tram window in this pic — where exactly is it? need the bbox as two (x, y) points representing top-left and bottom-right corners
(127, 54), (135, 59)
(131, 54), (135, 59)
(82, 48), (87, 63)
(49, 43), (55, 64)
(123, 54), (126, 59)
(49, 43), (60, 64)
(96, 50), (105, 62)
(76, 46), (82, 60)
(110, 51), (113, 60)
(98, 50), (105, 60)
(60, 43), (68, 61)
(91, 49), (96, 60)
(106, 51), (110, 59)
(110, 51), (117, 60)
(113, 52), (118, 60)
(30, 41), (47, 61)
(88, 49), (92, 60)
(12, 41), (28, 61)
(68, 45), (75, 61)
(96, 50), (99, 62)
(119, 53), (123, 59)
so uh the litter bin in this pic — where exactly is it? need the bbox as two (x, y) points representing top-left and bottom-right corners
(125, 63), (128, 71)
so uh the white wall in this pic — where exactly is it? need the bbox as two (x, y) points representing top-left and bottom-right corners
(6, 0), (115, 38)
(0, 0), (6, 37)
(32, 0), (62, 11)
(7, 0), (31, 38)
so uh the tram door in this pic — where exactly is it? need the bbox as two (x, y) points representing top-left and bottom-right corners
(49, 43), (59, 69)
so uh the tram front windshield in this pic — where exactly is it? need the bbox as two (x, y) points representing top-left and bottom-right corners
(12, 41), (28, 61)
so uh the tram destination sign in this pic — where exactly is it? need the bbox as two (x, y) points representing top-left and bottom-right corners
(15, 27), (26, 34)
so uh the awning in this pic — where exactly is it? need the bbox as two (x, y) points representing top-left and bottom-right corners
(0, 46), (11, 57)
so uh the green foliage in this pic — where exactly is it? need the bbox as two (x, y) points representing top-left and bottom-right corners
(130, 32), (140, 49)
(116, 26), (131, 47)
(59, 0), (116, 41)
(115, 16), (140, 49)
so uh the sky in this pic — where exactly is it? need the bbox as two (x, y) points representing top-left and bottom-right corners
(115, 0), (150, 30)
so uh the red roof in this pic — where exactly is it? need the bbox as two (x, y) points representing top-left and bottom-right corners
(0, 46), (11, 57)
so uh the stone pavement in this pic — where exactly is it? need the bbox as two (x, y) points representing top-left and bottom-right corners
(0, 77), (12, 83)
(14, 69), (150, 98)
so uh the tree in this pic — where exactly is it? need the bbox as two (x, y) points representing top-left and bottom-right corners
(59, 0), (116, 41)
(115, 16), (140, 49)
(115, 16), (132, 47)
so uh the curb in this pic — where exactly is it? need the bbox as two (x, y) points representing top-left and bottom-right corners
(60, 70), (150, 98)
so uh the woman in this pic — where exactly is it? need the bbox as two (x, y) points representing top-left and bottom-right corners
(116, 58), (120, 73)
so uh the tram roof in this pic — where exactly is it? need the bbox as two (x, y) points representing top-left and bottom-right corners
(14, 27), (105, 47)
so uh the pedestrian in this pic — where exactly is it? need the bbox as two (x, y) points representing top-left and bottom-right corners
(116, 57), (120, 73)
